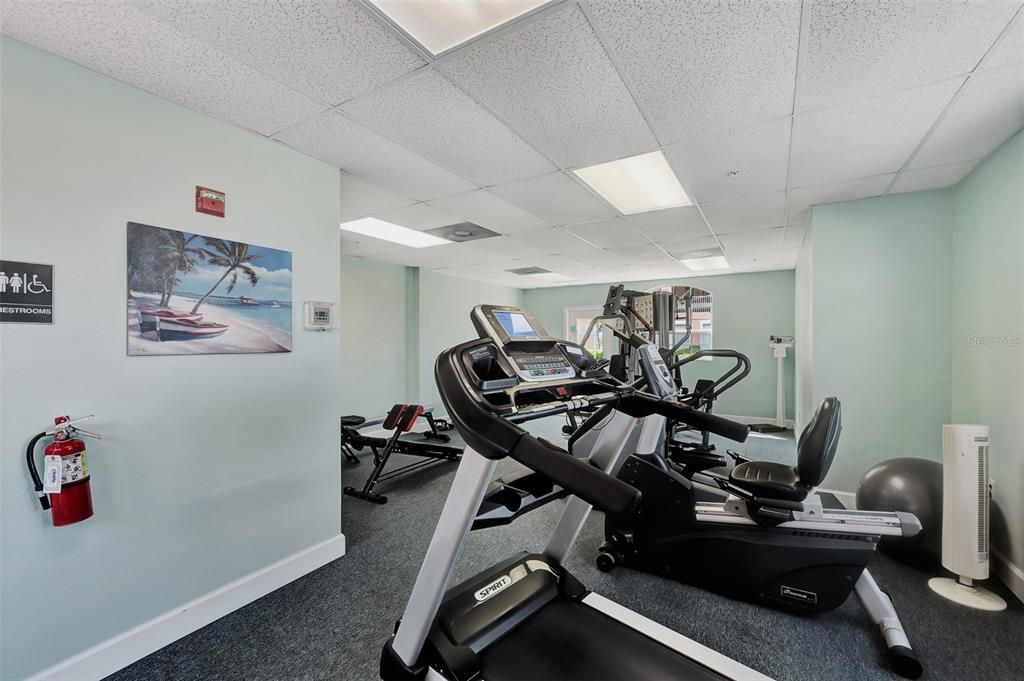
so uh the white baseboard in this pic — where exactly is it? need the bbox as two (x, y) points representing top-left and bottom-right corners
(26, 534), (347, 681)
(718, 414), (796, 429)
(992, 548), (1024, 605)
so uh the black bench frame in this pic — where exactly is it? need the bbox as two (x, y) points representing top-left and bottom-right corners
(342, 404), (462, 504)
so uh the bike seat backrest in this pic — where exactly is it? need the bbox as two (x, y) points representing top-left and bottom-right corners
(796, 397), (842, 487)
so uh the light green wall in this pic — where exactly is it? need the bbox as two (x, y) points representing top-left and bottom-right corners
(951, 129), (1024, 568)
(808, 191), (955, 491)
(339, 255), (409, 418)
(524, 270), (796, 420)
(0, 38), (342, 679)
(418, 271), (525, 408)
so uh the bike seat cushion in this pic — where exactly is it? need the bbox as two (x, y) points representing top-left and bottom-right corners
(340, 415), (366, 427)
(728, 461), (807, 501)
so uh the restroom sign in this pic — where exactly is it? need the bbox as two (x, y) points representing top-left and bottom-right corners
(0, 260), (53, 324)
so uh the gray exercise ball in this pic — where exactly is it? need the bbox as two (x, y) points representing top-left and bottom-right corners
(857, 457), (943, 568)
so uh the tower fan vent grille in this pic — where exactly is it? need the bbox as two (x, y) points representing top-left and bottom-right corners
(978, 445), (989, 559)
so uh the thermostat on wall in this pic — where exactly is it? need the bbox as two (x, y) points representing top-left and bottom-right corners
(304, 301), (336, 331)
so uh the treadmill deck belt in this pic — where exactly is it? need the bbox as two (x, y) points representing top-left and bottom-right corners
(477, 599), (728, 681)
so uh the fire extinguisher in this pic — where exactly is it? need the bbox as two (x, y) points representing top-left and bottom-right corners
(25, 415), (101, 526)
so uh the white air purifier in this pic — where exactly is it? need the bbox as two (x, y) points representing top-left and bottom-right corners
(928, 424), (1006, 611)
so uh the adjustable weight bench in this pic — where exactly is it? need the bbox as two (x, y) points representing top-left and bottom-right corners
(342, 404), (463, 504)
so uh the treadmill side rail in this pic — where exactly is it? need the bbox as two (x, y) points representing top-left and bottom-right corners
(582, 593), (773, 681)
(391, 449), (498, 668)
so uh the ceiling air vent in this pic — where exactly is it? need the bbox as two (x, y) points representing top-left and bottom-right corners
(506, 266), (552, 275)
(425, 222), (500, 242)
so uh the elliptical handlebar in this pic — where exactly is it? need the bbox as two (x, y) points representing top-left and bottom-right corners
(668, 349), (751, 400)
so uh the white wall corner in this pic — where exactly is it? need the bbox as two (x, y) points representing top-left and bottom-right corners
(992, 548), (1024, 605)
(25, 534), (346, 681)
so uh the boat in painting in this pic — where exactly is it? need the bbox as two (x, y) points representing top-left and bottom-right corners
(138, 307), (203, 331)
(155, 317), (229, 341)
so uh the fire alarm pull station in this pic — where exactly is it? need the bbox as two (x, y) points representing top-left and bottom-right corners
(304, 301), (336, 331)
(196, 186), (225, 217)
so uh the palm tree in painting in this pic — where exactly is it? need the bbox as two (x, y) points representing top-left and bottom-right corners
(190, 238), (262, 313)
(157, 231), (205, 306)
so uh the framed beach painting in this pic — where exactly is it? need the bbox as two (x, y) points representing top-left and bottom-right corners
(127, 222), (292, 355)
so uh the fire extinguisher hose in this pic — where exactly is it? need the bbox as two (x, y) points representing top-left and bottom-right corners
(25, 432), (51, 510)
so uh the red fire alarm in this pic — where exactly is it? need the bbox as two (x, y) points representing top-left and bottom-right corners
(195, 186), (225, 217)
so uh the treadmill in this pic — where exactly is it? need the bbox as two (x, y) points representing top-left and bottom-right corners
(381, 304), (770, 681)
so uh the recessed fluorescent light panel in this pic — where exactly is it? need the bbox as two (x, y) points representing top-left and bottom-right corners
(681, 255), (730, 272)
(340, 217), (452, 248)
(573, 150), (692, 215)
(367, 0), (550, 56)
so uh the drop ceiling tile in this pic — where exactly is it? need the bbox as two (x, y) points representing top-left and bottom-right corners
(450, 238), (539, 265)
(911, 65), (1024, 168)
(489, 172), (616, 225)
(373, 204), (462, 231)
(701, 192), (786, 234)
(438, 5), (657, 167)
(622, 207), (712, 243)
(274, 111), (476, 200)
(719, 228), (786, 255)
(890, 161), (979, 194)
(790, 78), (963, 187)
(340, 232), (404, 258)
(374, 245), (465, 269)
(788, 174), (895, 224)
(585, 1), (800, 143)
(656, 236), (722, 259)
(606, 243), (676, 265)
(138, 0), (425, 105)
(506, 227), (595, 255)
(982, 11), (1023, 70)
(800, 0), (1020, 111)
(728, 248), (801, 270)
(564, 249), (627, 270)
(426, 189), (549, 234)
(639, 262), (692, 280)
(565, 218), (645, 249)
(784, 226), (806, 249)
(2, 2), (325, 136)
(341, 69), (554, 186)
(340, 172), (415, 221)
(664, 118), (791, 203)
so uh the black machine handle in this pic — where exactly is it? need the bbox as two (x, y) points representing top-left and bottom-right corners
(668, 349), (751, 399)
(616, 394), (750, 443)
(508, 435), (640, 516)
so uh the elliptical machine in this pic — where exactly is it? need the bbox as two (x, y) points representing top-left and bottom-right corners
(589, 343), (924, 679)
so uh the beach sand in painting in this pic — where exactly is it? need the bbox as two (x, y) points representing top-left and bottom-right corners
(128, 294), (290, 355)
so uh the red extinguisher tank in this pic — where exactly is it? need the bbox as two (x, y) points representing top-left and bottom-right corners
(45, 424), (94, 526)
(27, 415), (98, 527)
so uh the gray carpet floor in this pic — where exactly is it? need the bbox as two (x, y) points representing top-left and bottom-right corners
(107, 419), (1023, 681)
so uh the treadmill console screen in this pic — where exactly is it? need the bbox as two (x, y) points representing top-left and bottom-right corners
(493, 311), (538, 339)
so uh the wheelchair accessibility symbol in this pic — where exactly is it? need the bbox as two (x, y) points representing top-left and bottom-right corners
(26, 274), (51, 294)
